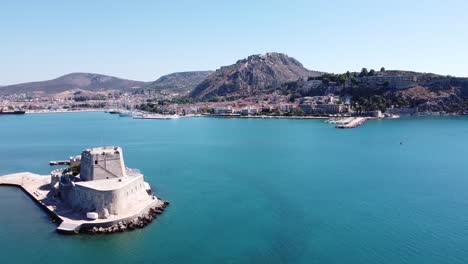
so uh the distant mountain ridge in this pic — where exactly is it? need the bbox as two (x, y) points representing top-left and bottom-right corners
(144, 71), (213, 94)
(0, 73), (148, 95)
(190, 52), (324, 98)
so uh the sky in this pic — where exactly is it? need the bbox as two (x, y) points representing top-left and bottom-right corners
(1, 0), (467, 85)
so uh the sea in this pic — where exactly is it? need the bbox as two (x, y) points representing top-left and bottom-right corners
(0, 112), (468, 264)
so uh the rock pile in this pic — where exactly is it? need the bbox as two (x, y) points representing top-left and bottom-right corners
(86, 200), (169, 235)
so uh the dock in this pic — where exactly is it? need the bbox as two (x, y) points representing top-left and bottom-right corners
(335, 117), (368, 129)
(0, 172), (168, 234)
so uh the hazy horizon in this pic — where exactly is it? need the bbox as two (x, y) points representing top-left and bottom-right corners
(1, 0), (467, 85)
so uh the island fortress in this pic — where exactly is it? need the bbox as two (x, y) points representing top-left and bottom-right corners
(52, 146), (151, 219)
(0, 146), (169, 234)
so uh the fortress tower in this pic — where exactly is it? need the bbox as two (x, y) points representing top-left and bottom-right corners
(80, 146), (127, 181)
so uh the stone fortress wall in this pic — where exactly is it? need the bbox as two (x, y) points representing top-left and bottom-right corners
(70, 175), (150, 218)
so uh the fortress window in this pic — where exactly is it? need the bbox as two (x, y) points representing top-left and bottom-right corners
(95, 160), (98, 165)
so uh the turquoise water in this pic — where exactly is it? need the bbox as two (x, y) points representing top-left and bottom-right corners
(1, 112), (468, 263)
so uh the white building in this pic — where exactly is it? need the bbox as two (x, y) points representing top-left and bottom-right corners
(241, 106), (259, 115)
(213, 107), (233, 115)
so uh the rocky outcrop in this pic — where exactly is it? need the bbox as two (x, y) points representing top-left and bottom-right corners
(85, 200), (169, 235)
(190, 52), (323, 98)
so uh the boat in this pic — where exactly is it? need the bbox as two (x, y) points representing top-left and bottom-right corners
(118, 111), (133, 117)
(0, 110), (26, 115)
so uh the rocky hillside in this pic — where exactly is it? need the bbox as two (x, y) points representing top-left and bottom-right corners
(388, 77), (468, 111)
(144, 71), (213, 95)
(190, 53), (323, 98)
(0, 73), (147, 96)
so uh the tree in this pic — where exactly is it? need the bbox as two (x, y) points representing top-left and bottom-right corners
(338, 75), (347, 85)
(359, 68), (368, 77)
(369, 69), (375, 76)
(380, 67), (386, 72)
(294, 108), (305, 116)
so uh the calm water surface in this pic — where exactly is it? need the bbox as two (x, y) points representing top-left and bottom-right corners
(0, 112), (468, 263)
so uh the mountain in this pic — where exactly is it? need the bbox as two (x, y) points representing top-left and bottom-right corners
(144, 71), (213, 94)
(0, 73), (147, 96)
(190, 52), (324, 98)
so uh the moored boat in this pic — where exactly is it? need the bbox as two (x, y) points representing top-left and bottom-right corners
(0, 110), (25, 115)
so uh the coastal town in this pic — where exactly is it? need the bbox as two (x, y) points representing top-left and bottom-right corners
(2, 67), (465, 130)
(0, 90), (455, 119)
(1, 53), (468, 130)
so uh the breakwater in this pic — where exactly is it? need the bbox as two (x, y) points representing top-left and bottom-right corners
(335, 117), (368, 128)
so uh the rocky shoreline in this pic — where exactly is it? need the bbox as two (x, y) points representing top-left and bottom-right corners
(86, 200), (170, 235)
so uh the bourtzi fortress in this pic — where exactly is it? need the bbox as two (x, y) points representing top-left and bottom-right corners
(0, 146), (169, 234)
(52, 146), (153, 219)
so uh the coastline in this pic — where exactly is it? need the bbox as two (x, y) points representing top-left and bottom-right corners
(26, 109), (103, 114)
(205, 114), (330, 119)
(23, 110), (343, 119)
(21, 109), (466, 120)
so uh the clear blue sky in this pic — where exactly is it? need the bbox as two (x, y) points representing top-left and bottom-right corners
(1, 0), (467, 85)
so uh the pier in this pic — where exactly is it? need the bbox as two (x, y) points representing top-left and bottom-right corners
(0, 172), (168, 234)
(335, 117), (368, 129)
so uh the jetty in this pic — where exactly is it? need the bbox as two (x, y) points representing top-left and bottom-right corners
(335, 117), (368, 129)
(0, 147), (169, 235)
